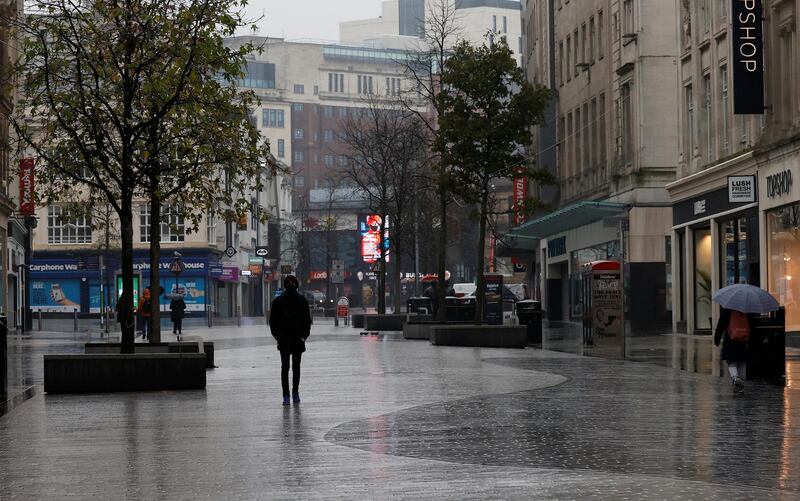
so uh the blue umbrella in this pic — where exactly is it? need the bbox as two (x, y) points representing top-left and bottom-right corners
(712, 284), (780, 314)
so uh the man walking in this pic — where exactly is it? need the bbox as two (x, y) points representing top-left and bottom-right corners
(269, 275), (312, 406)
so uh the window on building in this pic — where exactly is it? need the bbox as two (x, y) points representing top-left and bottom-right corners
(328, 72), (345, 93)
(720, 65), (729, 155)
(583, 102), (590, 175)
(339, 155), (349, 167)
(566, 112), (573, 180)
(294, 128), (304, 139)
(702, 73), (714, 161)
(718, 0), (728, 21)
(622, 0), (634, 35)
(206, 212), (216, 244)
(357, 75), (374, 95)
(701, 0), (711, 34)
(294, 175), (305, 187)
(293, 103), (304, 112)
(47, 206), (92, 244)
(581, 23), (587, 64)
(324, 154), (334, 167)
(559, 41), (565, 85)
(591, 98), (598, 166)
(323, 130), (334, 142)
(599, 93), (607, 169)
(558, 114), (566, 177)
(339, 107), (348, 118)
(620, 81), (633, 163)
(239, 62), (276, 89)
(139, 205), (185, 243)
(685, 83), (695, 158)
(262, 109), (284, 128)
(322, 105), (333, 118)
(589, 17), (595, 64)
(294, 151), (304, 162)
(493, 15), (497, 32)
(277, 139), (285, 158)
(573, 29), (579, 76)
(293, 84), (305, 94)
(313, 85), (319, 95)
(598, 10), (604, 58)
(399, 0), (425, 37)
(566, 36), (571, 82)
(503, 16), (507, 34)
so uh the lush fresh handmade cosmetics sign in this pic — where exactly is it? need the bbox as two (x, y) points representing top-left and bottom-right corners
(731, 0), (764, 114)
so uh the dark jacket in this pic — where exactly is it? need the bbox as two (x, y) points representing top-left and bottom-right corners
(169, 298), (186, 322)
(269, 289), (312, 353)
(714, 308), (754, 363)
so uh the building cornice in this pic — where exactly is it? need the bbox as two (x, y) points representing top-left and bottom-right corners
(665, 151), (755, 202)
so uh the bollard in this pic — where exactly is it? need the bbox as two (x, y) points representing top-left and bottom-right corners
(237, 306), (241, 327)
(38, 309), (42, 331)
(74, 308), (78, 332)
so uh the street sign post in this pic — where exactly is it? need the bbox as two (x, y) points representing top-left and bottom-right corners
(225, 246), (237, 258)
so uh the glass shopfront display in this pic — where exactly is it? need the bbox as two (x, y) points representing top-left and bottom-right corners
(720, 217), (749, 287)
(694, 228), (713, 330)
(767, 203), (800, 333)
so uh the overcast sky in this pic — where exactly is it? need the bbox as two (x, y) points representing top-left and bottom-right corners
(242, 0), (382, 43)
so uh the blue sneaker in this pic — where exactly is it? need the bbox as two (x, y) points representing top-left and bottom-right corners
(282, 395), (290, 406)
(292, 391), (301, 404)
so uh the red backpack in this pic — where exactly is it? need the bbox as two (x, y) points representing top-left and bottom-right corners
(728, 311), (750, 342)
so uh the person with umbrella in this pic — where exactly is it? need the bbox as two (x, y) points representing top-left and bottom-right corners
(713, 284), (780, 394)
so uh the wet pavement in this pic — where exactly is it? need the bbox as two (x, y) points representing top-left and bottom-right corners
(1, 320), (799, 499)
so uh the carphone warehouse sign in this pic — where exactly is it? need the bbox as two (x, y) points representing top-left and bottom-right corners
(732, 0), (764, 114)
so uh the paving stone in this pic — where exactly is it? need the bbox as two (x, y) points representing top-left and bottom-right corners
(1, 321), (798, 499)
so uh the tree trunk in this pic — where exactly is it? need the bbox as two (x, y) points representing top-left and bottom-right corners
(474, 186), (489, 323)
(149, 195), (162, 344)
(119, 198), (136, 354)
(436, 183), (447, 322)
(393, 242), (403, 314)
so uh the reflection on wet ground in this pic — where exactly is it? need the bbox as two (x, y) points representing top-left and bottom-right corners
(540, 320), (799, 388)
(327, 355), (800, 494)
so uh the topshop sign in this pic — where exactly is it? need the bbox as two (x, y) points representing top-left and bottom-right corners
(732, 0), (764, 114)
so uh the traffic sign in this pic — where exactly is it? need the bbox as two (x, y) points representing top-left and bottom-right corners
(225, 246), (237, 258)
(255, 246), (269, 257)
(169, 259), (185, 274)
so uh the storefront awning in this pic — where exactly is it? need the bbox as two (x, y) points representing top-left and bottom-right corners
(510, 201), (627, 239)
(496, 235), (539, 257)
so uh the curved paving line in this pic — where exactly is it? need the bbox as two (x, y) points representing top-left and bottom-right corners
(325, 355), (799, 494)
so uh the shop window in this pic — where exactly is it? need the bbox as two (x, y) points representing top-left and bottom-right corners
(720, 217), (749, 287)
(767, 204), (800, 333)
(694, 228), (713, 330)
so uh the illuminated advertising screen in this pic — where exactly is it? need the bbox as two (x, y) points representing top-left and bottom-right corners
(359, 215), (389, 263)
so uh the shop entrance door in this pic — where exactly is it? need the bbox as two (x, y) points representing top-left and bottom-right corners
(694, 228), (713, 332)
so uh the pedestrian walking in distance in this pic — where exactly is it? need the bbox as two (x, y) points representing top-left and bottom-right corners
(139, 288), (152, 341)
(269, 275), (312, 406)
(714, 307), (754, 394)
(170, 295), (187, 339)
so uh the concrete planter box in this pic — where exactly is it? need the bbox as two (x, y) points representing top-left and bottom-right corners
(430, 325), (527, 348)
(44, 353), (207, 394)
(351, 314), (365, 329)
(364, 314), (411, 331)
(403, 322), (433, 340)
(84, 342), (215, 368)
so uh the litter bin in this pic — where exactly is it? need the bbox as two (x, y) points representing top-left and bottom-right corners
(748, 307), (785, 385)
(407, 297), (433, 315)
(516, 300), (542, 344)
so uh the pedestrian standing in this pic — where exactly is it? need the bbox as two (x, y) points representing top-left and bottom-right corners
(714, 307), (754, 394)
(139, 288), (152, 340)
(116, 292), (132, 331)
(170, 295), (186, 339)
(269, 275), (312, 406)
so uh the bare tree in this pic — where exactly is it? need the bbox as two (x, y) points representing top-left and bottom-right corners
(339, 97), (427, 314)
(398, 0), (462, 321)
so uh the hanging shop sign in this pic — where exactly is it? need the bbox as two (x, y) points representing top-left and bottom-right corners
(732, 0), (764, 114)
(19, 158), (35, 216)
(513, 174), (528, 226)
(728, 175), (756, 203)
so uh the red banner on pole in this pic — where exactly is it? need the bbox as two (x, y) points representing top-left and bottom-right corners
(513, 176), (528, 226)
(19, 158), (35, 215)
